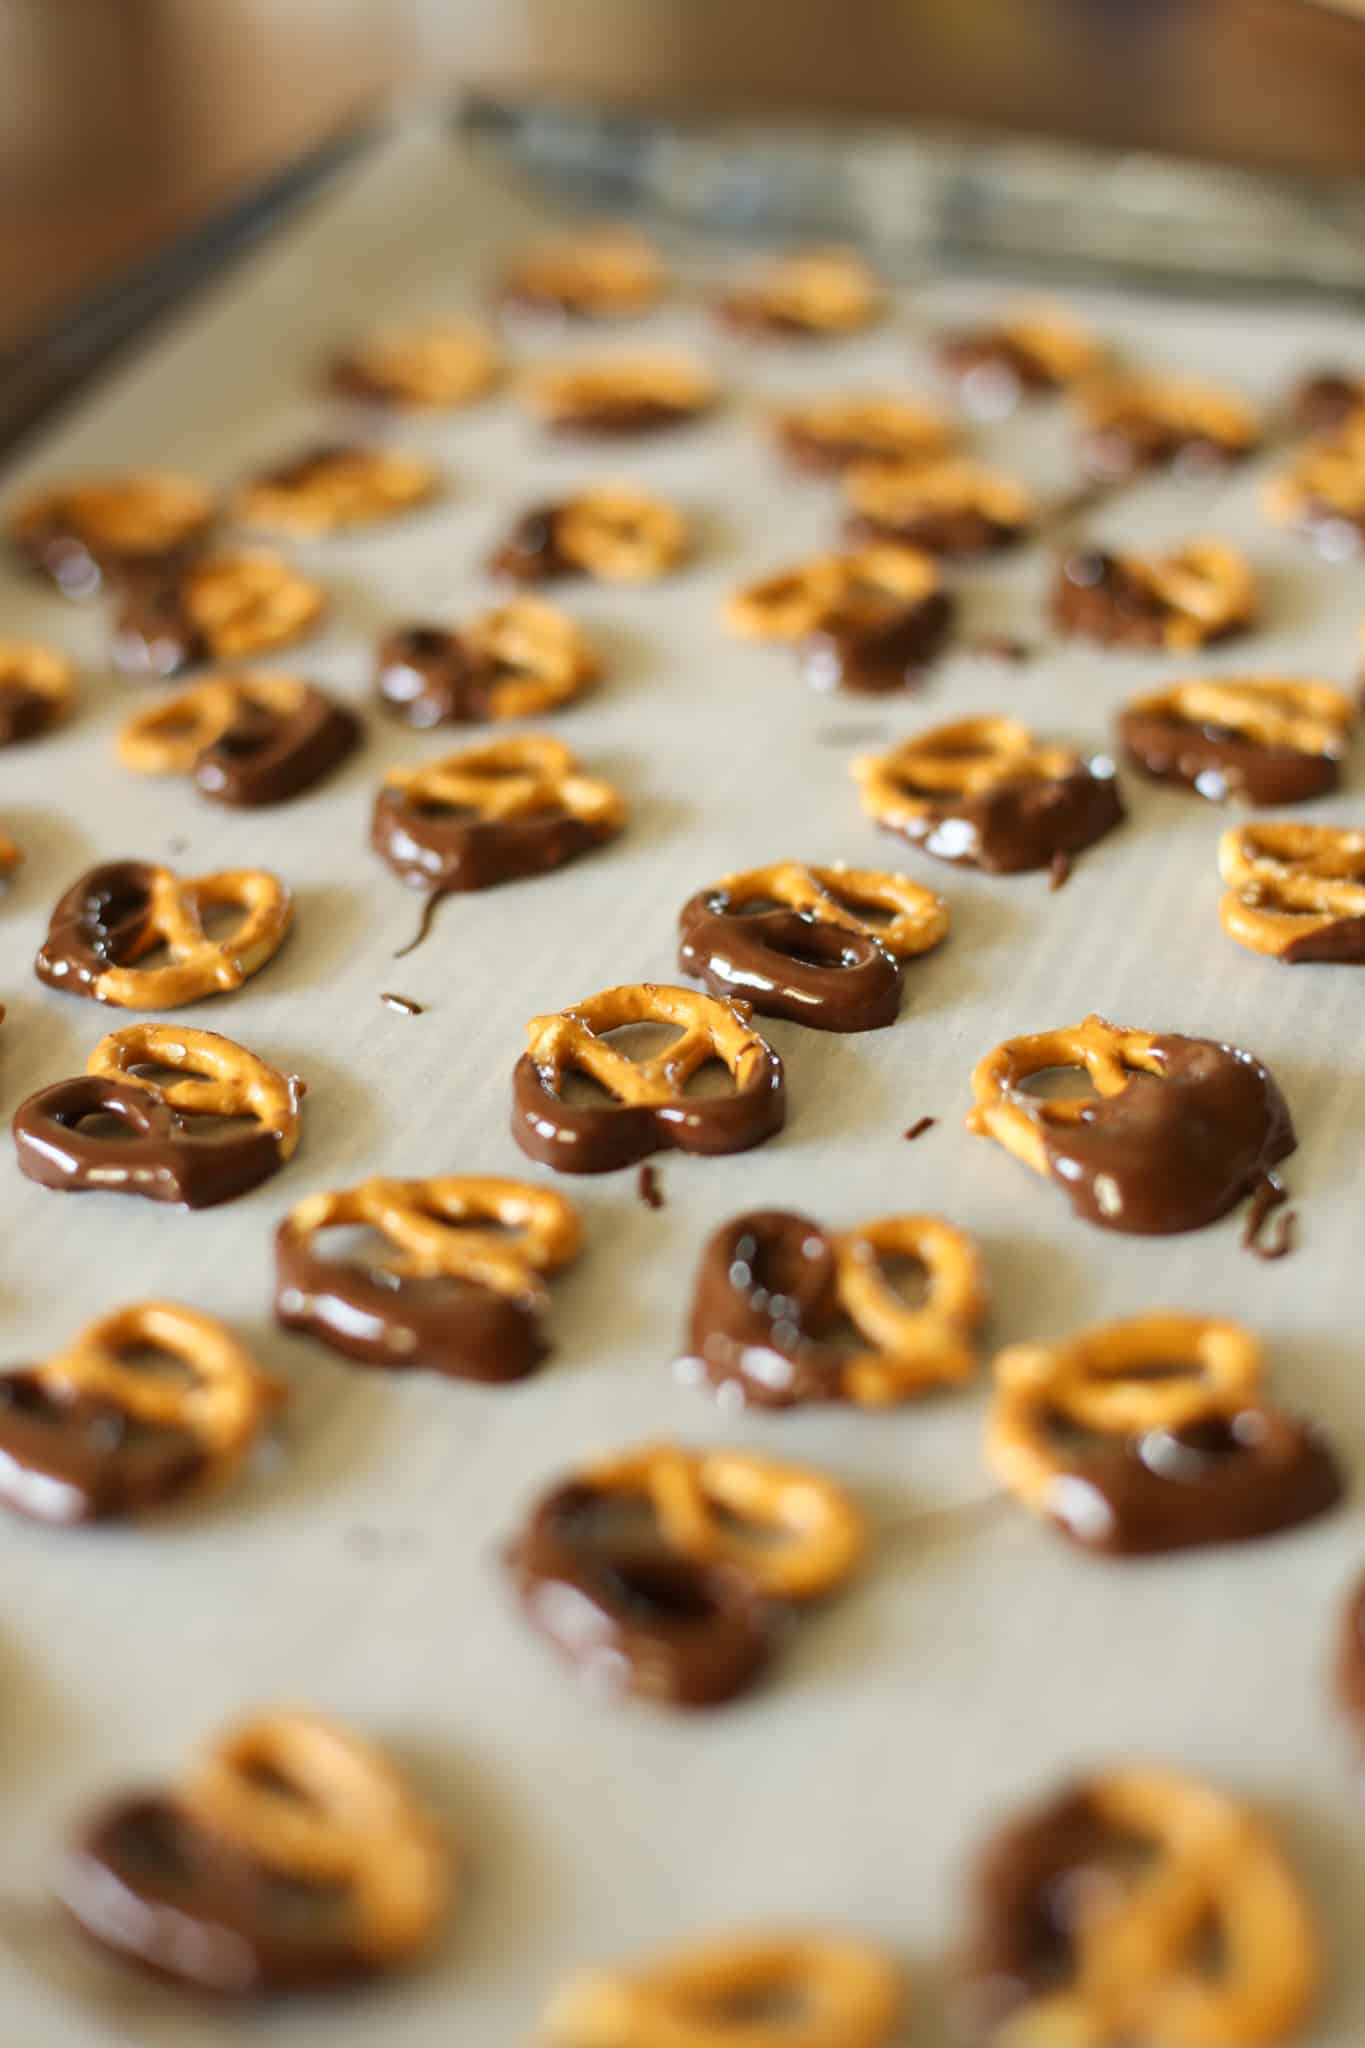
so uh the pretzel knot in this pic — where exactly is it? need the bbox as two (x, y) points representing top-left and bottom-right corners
(844, 458), (1035, 548)
(232, 444), (437, 535)
(554, 486), (689, 581)
(89, 1022), (303, 1158)
(38, 863), (293, 1009)
(1126, 678), (1352, 759)
(579, 1443), (866, 1601)
(468, 598), (601, 718)
(384, 736), (625, 836)
(720, 245), (883, 334)
(0, 639), (76, 742)
(773, 392), (954, 470)
(726, 544), (942, 642)
(834, 1217), (985, 1402)
(500, 228), (664, 318)
(179, 1710), (451, 1966)
(39, 1299), (280, 1478)
(1219, 821), (1365, 959)
(966, 1015), (1164, 1179)
(970, 1766), (1318, 2046)
(281, 1174), (581, 1305)
(542, 1930), (904, 2048)
(136, 552), (326, 662)
(331, 317), (501, 406)
(9, 472), (214, 573)
(981, 304), (1103, 384)
(117, 674), (328, 775)
(522, 355), (717, 430)
(855, 715), (1081, 820)
(709, 863), (948, 958)
(1264, 418), (1365, 534)
(1078, 373), (1259, 449)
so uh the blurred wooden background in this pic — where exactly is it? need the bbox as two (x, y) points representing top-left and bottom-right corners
(6, 0), (1365, 352)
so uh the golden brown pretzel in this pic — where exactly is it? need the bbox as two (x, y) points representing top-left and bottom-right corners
(89, 1023), (303, 1161)
(701, 862), (949, 961)
(232, 447), (437, 535)
(720, 245), (883, 334)
(974, 1765), (1318, 2046)
(844, 457), (1035, 537)
(8, 472), (214, 566)
(150, 553), (325, 659)
(771, 392), (954, 468)
(501, 228), (664, 318)
(988, 1313), (1264, 1515)
(1219, 821), (1365, 958)
(834, 1215), (987, 1403)
(382, 736), (626, 838)
(578, 1443), (866, 1601)
(852, 717), (1082, 833)
(0, 640), (76, 728)
(180, 1710), (451, 1967)
(116, 674), (326, 776)
(78, 867), (293, 1009)
(38, 1299), (281, 1492)
(280, 1175), (581, 1304)
(726, 544), (942, 642)
(1061, 539), (1256, 650)
(522, 355), (717, 428)
(1264, 418), (1365, 530)
(966, 1015), (1164, 1181)
(981, 303), (1103, 384)
(524, 984), (773, 1111)
(540, 1929), (905, 2047)
(1078, 372), (1260, 452)
(552, 486), (689, 581)
(1122, 677), (1353, 758)
(463, 598), (601, 718)
(331, 316), (501, 406)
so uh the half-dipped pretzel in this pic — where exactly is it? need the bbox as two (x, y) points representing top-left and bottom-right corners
(373, 735), (625, 897)
(522, 355), (717, 435)
(1118, 675), (1354, 805)
(677, 860), (948, 1031)
(375, 598), (600, 728)
(844, 457), (1035, 555)
(940, 301), (1103, 414)
(276, 1173), (581, 1381)
(1264, 415), (1365, 552)
(8, 471), (215, 595)
(36, 860), (293, 1008)
(717, 246), (883, 337)
(490, 484), (688, 584)
(62, 1709), (451, 1993)
(512, 984), (785, 1173)
(0, 639), (75, 745)
(853, 716), (1123, 872)
(683, 1207), (986, 1408)
(14, 1022), (303, 1208)
(498, 228), (664, 319)
(117, 672), (358, 804)
(0, 1300), (280, 1524)
(232, 444), (437, 535)
(726, 544), (952, 691)
(966, 1014), (1295, 1235)
(1077, 372), (1260, 479)
(1219, 821), (1365, 962)
(1053, 539), (1256, 651)
(772, 391), (954, 473)
(112, 551), (326, 677)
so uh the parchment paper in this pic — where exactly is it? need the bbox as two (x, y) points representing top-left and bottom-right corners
(2, 122), (1365, 2046)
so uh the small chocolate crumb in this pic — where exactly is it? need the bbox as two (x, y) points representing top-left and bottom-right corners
(903, 1116), (937, 1142)
(1048, 850), (1072, 892)
(638, 1163), (665, 1209)
(969, 635), (1032, 664)
(1243, 1175), (1297, 1261)
(380, 991), (425, 1016)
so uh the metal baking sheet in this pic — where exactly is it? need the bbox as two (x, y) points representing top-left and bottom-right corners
(3, 121), (1365, 2046)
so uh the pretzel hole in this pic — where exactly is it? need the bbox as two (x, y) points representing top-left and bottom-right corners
(856, 1249), (931, 1308)
(110, 1340), (198, 1387)
(70, 1109), (148, 1142)
(1017, 1066), (1101, 1104)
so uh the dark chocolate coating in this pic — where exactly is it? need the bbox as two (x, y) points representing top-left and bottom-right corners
(486, 505), (573, 583)
(274, 1219), (547, 1382)
(371, 784), (605, 896)
(1119, 708), (1341, 806)
(682, 1209), (851, 1408)
(0, 679), (59, 745)
(549, 399), (697, 437)
(799, 589), (954, 694)
(939, 331), (1057, 403)
(35, 861), (158, 1001)
(1279, 914), (1365, 964)
(1290, 370), (1365, 438)
(506, 1480), (775, 1707)
(1080, 418), (1241, 482)
(13, 1074), (284, 1209)
(677, 890), (903, 1032)
(1051, 550), (1171, 648)
(1036, 1031), (1295, 1235)
(0, 1372), (204, 1525)
(1336, 1574), (1365, 1741)
(1042, 1408), (1342, 1556)
(845, 508), (1022, 559)
(111, 575), (208, 678)
(878, 763), (1123, 874)
(63, 1796), (372, 1993)
(11, 522), (203, 601)
(192, 688), (359, 807)
(510, 1037), (786, 1174)
(374, 627), (494, 729)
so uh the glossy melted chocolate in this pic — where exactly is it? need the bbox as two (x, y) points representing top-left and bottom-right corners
(35, 861), (158, 1000)
(506, 1480), (775, 1708)
(374, 626), (496, 728)
(1033, 1031), (1295, 1236)
(111, 574), (208, 678)
(63, 1796), (371, 1993)
(274, 1220), (548, 1382)
(677, 888), (903, 1033)
(1119, 707), (1341, 806)
(13, 1073), (288, 1209)
(682, 1209), (848, 1409)
(510, 1034), (786, 1174)
(0, 678), (58, 746)
(372, 782), (606, 897)
(886, 762), (1123, 874)
(0, 1373), (204, 1525)
(799, 587), (954, 694)
(486, 505), (573, 582)
(197, 689), (358, 807)
(1051, 550), (1171, 648)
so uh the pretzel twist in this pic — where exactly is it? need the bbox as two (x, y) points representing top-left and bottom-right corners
(464, 598), (601, 718)
(88, 865), (292, 1008)
(88, 1023), (302, 1160)
(502, 229), (663, 317)
(554, 486), (689, 581)
(335, 317), (501, 406)
(9, 472), (214, 556)
(0, 640), (75, 717)
(37, 1300), (280, 1477)
(1219, 821), (1365, 956)
(382, 735), (625, 836)
(180, 1710), (451, 1966)
(723, 246), (882, 332)
(523, 355), (716, 426)
(773, 392), (954, 465)
(966, 1015), (1164, 1180)
(525, 985), (772, 1110)
(726, 544), (942, 642)
(705, 862), (948, 959)
(541, 1930), (904, 2047)
(173, 554), (325, 658)
(578, 1443), (866, 1601)
(280, 1175), (581, 1304)
(1079, 373), (1259, 449)
(992, 1767), (1318, 2046)
(1123, 678), (1352, 758)
(844, 458), (1035, 531)
(988, 1313), (1264, 1515)
(233, 448), (437, 535)
(117, 674), (321, 776)
(833, 1215), (987, 1403)
(853, 717), (1081, 833)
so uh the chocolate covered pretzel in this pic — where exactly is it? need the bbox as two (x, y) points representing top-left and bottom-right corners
(375, 598), (600, 728)
(36, 860), (292, 1008)
(1118, 676), (1353, 806)
(117, 673), (358, 804)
